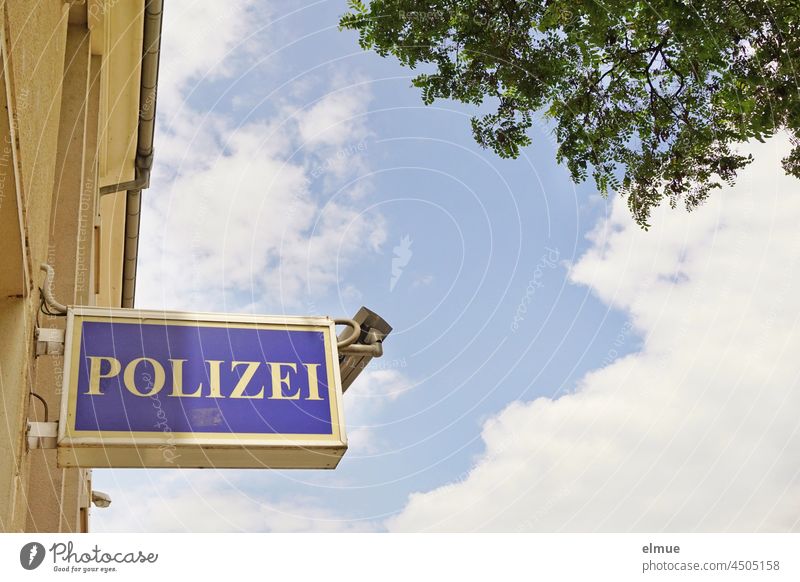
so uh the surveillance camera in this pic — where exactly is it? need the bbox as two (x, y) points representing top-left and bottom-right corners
(337, 306), (392, 392)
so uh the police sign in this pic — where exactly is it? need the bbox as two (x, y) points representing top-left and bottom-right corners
(57, 307), (347, 469)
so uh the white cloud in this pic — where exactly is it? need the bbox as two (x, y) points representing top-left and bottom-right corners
(136, 8), (387, 312)
(345, 368), (414, 455)
(388, 135), (800, 532)
(93, 472), (376, 532)
(412, 274), (434, 288)
(157, 0), (265, 116)
(347, 369), (412, 408)
(296, 84), (370, 149)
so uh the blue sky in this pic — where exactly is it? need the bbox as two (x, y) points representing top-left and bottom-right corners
(92, 1), (800, 532)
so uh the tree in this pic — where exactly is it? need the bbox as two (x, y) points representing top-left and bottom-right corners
(340, 1), (800, 227)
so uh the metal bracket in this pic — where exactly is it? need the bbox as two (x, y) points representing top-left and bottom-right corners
(335, 318), (386, 357)
(35, 327), (65, 356)
(27, 421), (58, 450)
(338, 329), (384, 357)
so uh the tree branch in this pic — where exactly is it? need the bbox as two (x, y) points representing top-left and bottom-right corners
(644, 37), (682, 122)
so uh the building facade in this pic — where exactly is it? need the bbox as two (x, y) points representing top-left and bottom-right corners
(0, 0), (161, 532)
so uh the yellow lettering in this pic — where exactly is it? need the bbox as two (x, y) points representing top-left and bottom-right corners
(304, 363), (324, 401)
(168, 359), (202, 397)
(230, 361), (264, 398)
(86, 356), (121, 395)
(123, 358), (165, 397)
(207, 360), (224, 398)
(268, 362), (299, 400)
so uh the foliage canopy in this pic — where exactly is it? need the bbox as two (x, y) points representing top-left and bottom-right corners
(341, 1), (800, 227)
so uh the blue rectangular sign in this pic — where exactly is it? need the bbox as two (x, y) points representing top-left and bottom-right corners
(58, 308), (346, 469)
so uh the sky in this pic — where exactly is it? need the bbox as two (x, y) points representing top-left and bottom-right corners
(92, 1), (800, 532)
